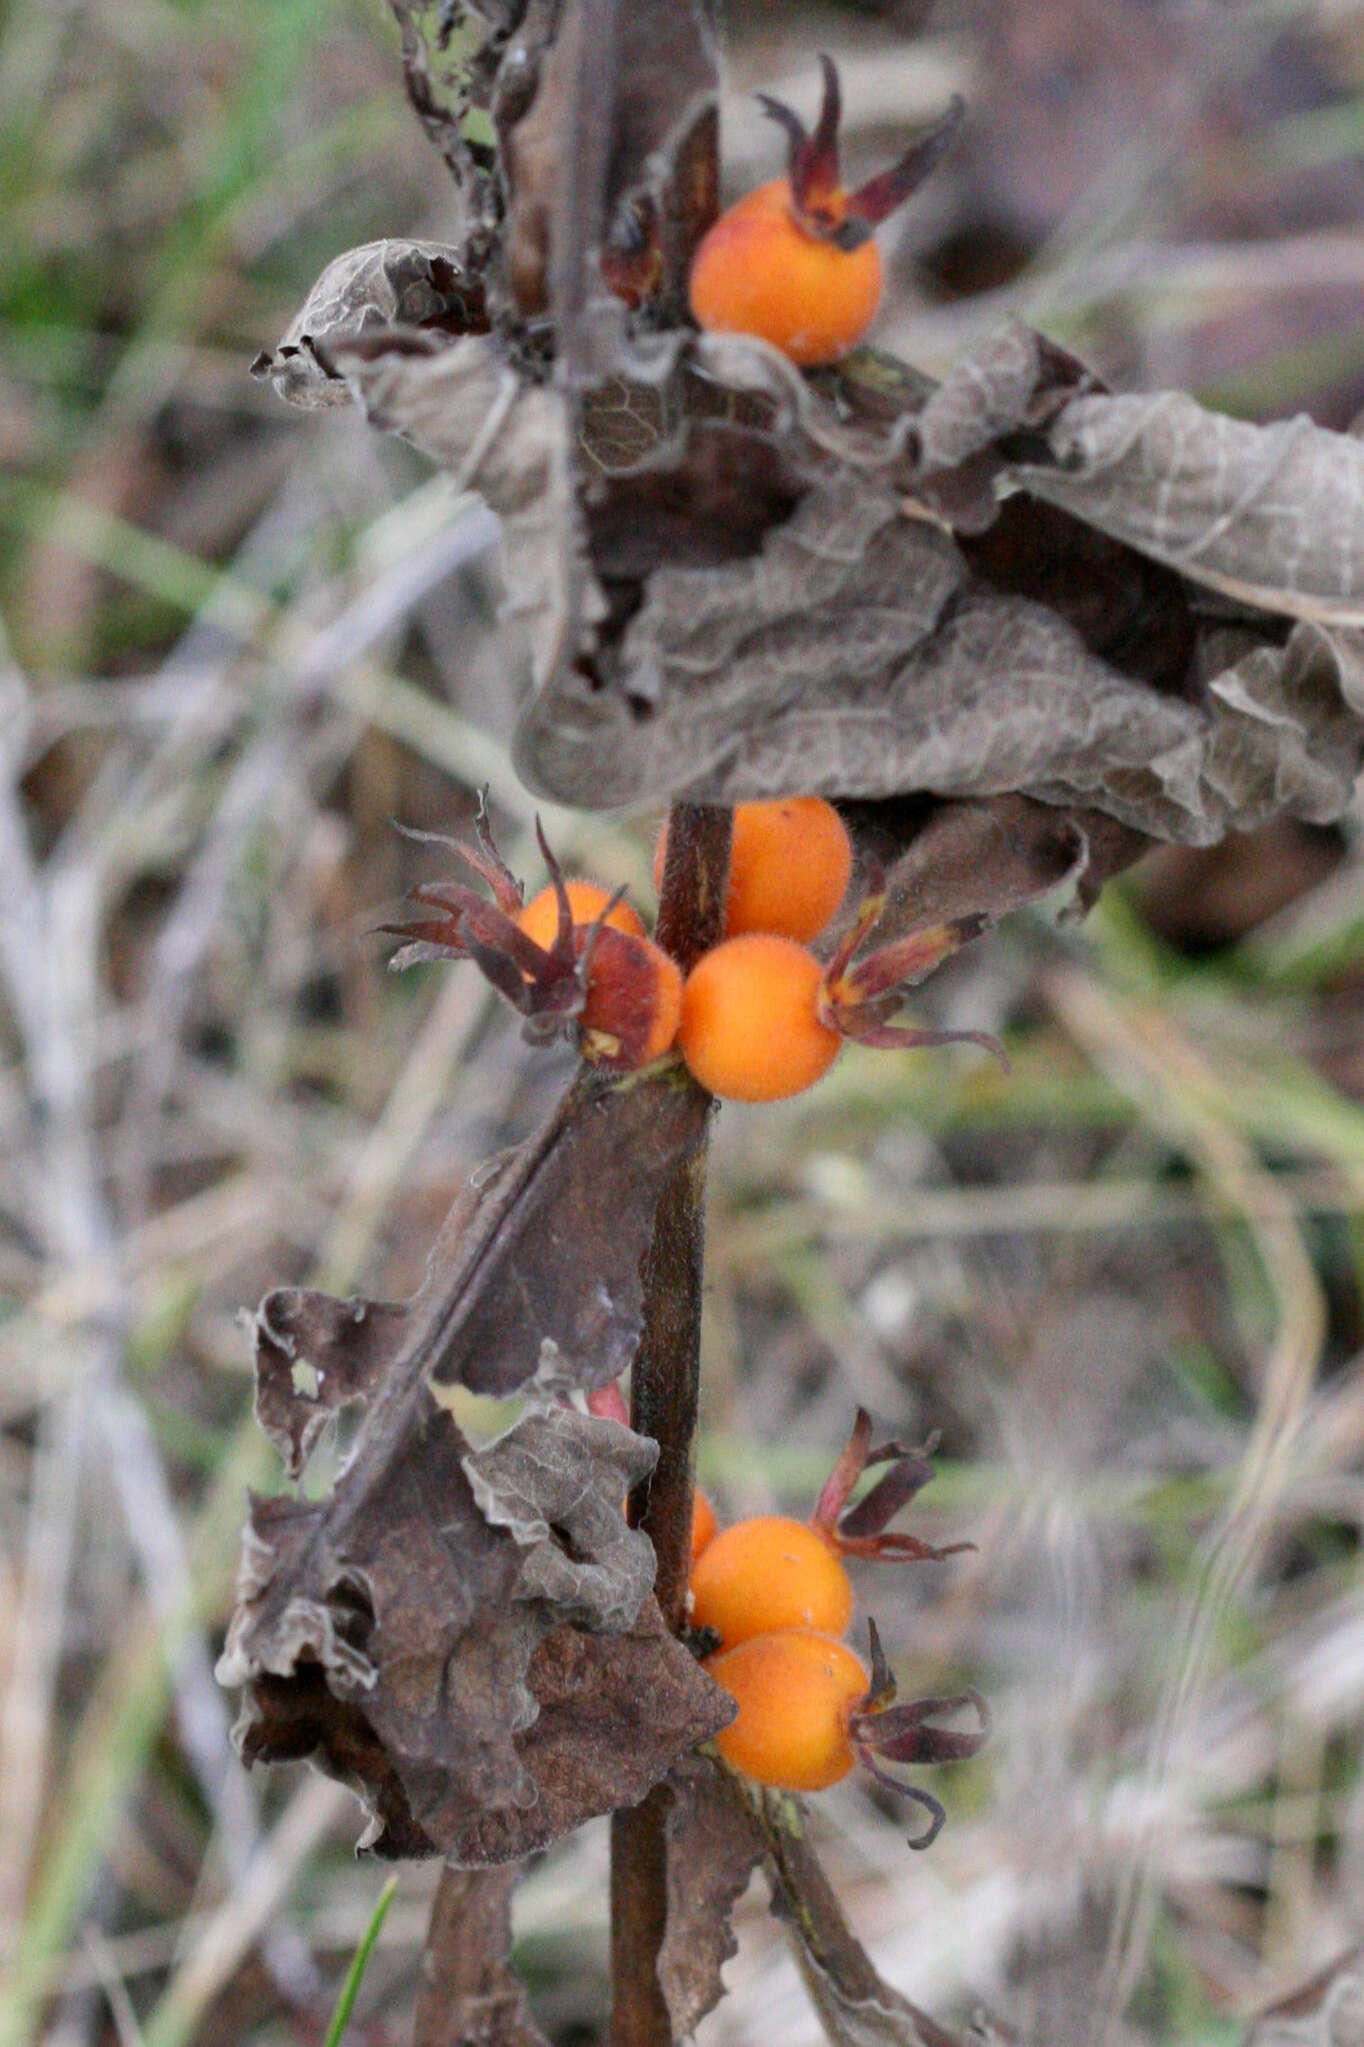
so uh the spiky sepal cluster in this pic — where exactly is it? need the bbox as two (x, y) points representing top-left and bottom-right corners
(758, 53), (964, 251)
(386, 801), (675, 1072)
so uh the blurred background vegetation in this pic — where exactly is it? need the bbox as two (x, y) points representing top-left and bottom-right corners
(2, 2), (1364, 2042)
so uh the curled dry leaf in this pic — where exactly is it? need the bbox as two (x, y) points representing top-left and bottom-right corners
(246, 236), (590, 713)
(465, 1401), (655, 1629)
(455, 1597), (733, 1867)
(249, 239), (488, 409)
(840, 793), (1147, 939)
(254, 35), (1364, 870)
(333, 327), (593, 723)
(251, 1065), (707, 1486)
(976, 360), (1364, 632)
(658, 1756), (763, 2040)
(218, 1067), (731, 1860)
(218, 1395), (730, 1862)
(256, 246), (1364, 852)
(512, 329), (1364, 842)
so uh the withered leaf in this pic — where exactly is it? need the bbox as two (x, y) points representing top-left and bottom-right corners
(909, 320), (1364, 630)
(907, 319), (1102, 500)
(1018, 393), (1364, 631)
(219, 1394), (727, 1862)
(385, 0), (519, 244)
(658, 1755), (762, 2041)
(219, 1067), (726, 1863)
(507, 327), (1364, 844)
(516, 455), (1363, 843)
(443, 1599), (732, 1866)
(221, 1392), (546, 1858)
(413, 1864), (549, 2047)
(252, 1287), (410, 1482)
(248, 240), (488, 409)
(840, 794), (1147, 937)
(463, 1401), (656, 1629)
(249, 1065), (709, 1484)
(260, 235), (1364, 857)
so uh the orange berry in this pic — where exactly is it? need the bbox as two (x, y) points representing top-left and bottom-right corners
(517, 879), (645, 951)
(690, 1489), (719, 1564)
(690, 1515), (853, 1646)
(706, 1630), (867, 1790)
(678, 935), (840, 1102)
(578, 928), (683, 1070)
(655, 800), (851, 943)
(687, 58), (961, 371)
(689, 180), (882, 367)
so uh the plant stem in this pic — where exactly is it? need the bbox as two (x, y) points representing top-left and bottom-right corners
(749, 1785), (962, 2047)
(610, 803), (730, 2047)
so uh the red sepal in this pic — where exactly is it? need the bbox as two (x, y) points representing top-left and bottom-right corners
(845, 1619), (990, 1849)
(756, 58), (964, 252)
(845, 96), (966, 231)
(817, 877), (1007, 1070)
(812, 1409), (974, 1564)
(756, 52), (845, 233)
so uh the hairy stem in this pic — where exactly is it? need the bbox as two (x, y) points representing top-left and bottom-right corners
(610, 803), (730, 2047)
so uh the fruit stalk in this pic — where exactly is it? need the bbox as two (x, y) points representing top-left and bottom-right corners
(609, 804), (730, 2047)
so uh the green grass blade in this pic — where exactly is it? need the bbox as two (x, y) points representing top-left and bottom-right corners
(322, 1875), (398, 2047)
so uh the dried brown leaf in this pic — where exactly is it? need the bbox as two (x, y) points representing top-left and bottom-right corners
(446, 1599), (731, 1866)
(252, 1285), (409, 1482)
(504, 325), (1364, 843)
(250, 1068), (708, 1486)
(841, 794), (1147, 936)
(385, 0), (521, 246)
(657, 1756), (762, 2039)
(413, 1864), (548, 2047)
(909, 320), (1364, 628)
(516, 453), (1363, 843)
(1019, 393), (1364, 630)
(218, 1068), (728, 1861)
(463, 1400), (657, 1630)
(219, 1395), (728, 1862)
(261, 239), (1364, 862)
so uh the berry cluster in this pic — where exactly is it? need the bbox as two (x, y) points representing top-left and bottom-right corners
(388, 798), (1001, 1099)
(689, 1412), (988, 1846)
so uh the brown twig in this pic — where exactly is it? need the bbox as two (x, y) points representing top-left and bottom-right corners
(610, 803), (730, 2047)
(414, 1865), (548, 2047)
(749, 1782), (964, 2047)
